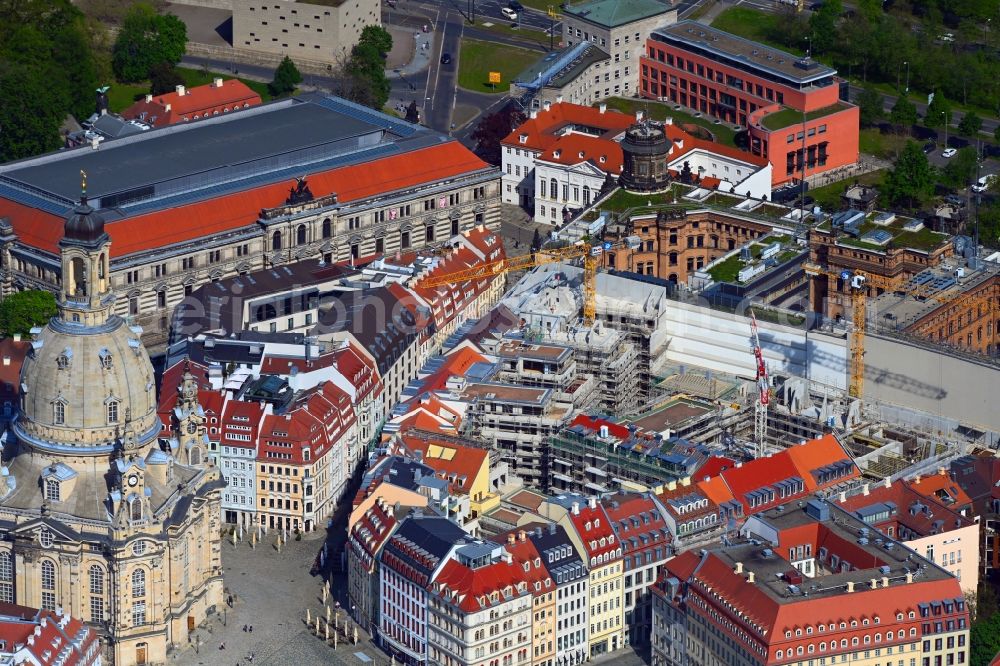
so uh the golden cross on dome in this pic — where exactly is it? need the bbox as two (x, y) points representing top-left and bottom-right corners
(80, 170), (87, 198)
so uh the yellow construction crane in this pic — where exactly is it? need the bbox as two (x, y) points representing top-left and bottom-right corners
(803, 262), (964, 400)
(418, 237), (640, 325)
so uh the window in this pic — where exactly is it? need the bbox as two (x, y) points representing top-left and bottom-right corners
(322, 218), (332, 238)
(44, 479), (60, 502)
(107, 400), (119, 425)
(53, 402), (65, 425)
(132, 568), (146, 598)
(272, 231), (282, 251)
(0, 552), (10, 603)
(41, 560), (56, 611)
(296, 224), (307, 245)
(132, 601), (146, 626)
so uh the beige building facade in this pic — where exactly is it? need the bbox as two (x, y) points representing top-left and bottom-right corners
(1, 201), (223, 665)
(234, 0), (381, 64)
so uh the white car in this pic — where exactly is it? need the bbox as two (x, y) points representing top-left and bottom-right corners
(972, 174), (996, 193)
(501, 7), (518, 19)
(942, 148), (957, 158)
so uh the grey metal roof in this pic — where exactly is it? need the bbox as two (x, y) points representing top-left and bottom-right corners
(0, 94), (436, 213)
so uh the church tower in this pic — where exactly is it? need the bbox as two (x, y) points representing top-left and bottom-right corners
(1, 175), (224, 666)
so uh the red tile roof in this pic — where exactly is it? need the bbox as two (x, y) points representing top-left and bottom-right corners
(432, 556), (531, 613)
(693, 455), (736, 480)
(393, 430), (488, 495)
(349, 499), (399, 571)
(502, 102), (635, 153)
(909, 470), (973, 512)
(2, 141), (489, 257)
(569, 414), (631, 440)
(837, 479), (974, 538)
(122, 79), (261, 127)
(537, 133), (624, 175)
(0, 338), (30, 402)
(496, 530), (554, 597)
(566, 501), (620, 561)
(0, 604), (100, 666)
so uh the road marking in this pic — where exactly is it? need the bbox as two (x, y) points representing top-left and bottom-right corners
(429, 13), (451, 111)
(422, 7), (442, 118)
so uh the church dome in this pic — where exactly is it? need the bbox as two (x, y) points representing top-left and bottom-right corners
(14, 316), (159, 456)
(62, 199), (107, 247)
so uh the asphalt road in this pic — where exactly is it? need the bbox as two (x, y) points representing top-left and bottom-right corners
(414, 0), (559, 32)
(423, 10), (463, 131)
(846, 84), (1000, 139)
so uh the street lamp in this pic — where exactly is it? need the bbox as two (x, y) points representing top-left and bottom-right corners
(904, 60), (910, 94)
(942, 111), (949, 148)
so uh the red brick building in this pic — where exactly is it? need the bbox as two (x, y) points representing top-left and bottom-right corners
(640, 21), (859, 186)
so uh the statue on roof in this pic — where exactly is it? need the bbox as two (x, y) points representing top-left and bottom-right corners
(286, 176), (314, 205)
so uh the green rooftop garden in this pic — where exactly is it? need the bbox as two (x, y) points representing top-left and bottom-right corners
(816, 216), (948, 252)
(599, 97), (738, 146)
(761, 103), (851, 131)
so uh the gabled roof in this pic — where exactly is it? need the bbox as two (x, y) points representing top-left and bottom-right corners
(122, 79), (261, 127)
(909, 470), (973, 511)
(393, 430), (488, 495)
(502, 102), (634, 154)
(433, 554), (531, 612)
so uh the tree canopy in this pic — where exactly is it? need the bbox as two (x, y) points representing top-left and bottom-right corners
(941, 146), (979, 188)
(924, 92), (952, 129)
(889, 96), (918, 129)
(0, 291), (57, 337)
(856, 85), (884, 127)
(149, 61), (184, 96)
(111, 3), (187, 83)
(0, 0), (99, 161)
(882, 141), (935, 209)
(471, 105), (526, 165)
(957, 111), (983, 137)
(269, 56), (302, 98)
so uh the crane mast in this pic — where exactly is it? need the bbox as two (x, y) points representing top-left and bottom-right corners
(750, 309), (769, 457)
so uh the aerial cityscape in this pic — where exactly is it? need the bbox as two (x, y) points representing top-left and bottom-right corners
(0, 0), (999, 664)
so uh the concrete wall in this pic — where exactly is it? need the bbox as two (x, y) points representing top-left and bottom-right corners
(167, 0), (232, 9)
(866, 334), (1000, 432)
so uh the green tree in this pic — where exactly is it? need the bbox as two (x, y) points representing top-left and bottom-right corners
(942, 146), (979, 188)
(112, 3), (187, 82)
(958, 111), (983, 137)
(0, 67), (67, 161)
(359, 25), (393, 57)
(856, 85), (884, 126)
(882, 140), (935, 209)
(808, 0), (843, 54)
(347, 42), (390, 109)
(924, 91), (952, 129)
(52, 23), (99, 121)
(995, 123), (1000, 143)
(0, 291), (57, 337)
(149, 62), (184, 96)
(889, 96), (918, 128)
(269, 56), (303, 97)
(971, 608), (1000, 666)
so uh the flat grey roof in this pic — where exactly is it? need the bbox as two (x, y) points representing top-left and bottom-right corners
(0, 95), (428, 211)
(651, 21), (837, 85)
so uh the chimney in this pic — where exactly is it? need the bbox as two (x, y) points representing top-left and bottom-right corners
(598, 103), (607, 114)
(938, 466), (947, 476)
(91, 138), (100, 150)
(529, 109), (538, 119)
(2, 357), (9, 367)
(881, 576), (889, 588)
(846, 581), (854, 593)
(734, 562), (743, 574)
(680, 476), (691, 487)
(507, 534), (516, 545)
(175, 84), (186, 96)
(571, 501), (580, 515)
(862, 483), (870, 496)
(12, 334), (19, 342)
(839, 491), (847, 502)
(747, 571), (755, 584)
(213, 77), (224, 88)
(555, 94), (563, 104)
(906, 572), (913, 584)
(588, 497), (597, 510)
(870, 578), (878, 589)
(145, 94), (153, 103)
(636, 110), (644, 123)
(543, 100), (551, 111)
(914, 474), (922, 483)
(165, 103), (172, 113)
(664, 116), (674, 125)
(518, 530), (526, 542)
(885, 477), (892, 488)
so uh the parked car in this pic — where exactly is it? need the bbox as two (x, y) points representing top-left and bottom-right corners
(440, 52), (452, 64)
(501, 7), (518, 19)
(972, 174), (996, 193)
(923, 142), (936, 154)
(942, 147), (958, 158)
(943, 194), (964, 206)
(509, 0), (524, 10)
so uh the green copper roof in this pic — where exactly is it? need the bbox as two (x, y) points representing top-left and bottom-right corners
(564, 0), (672, 28)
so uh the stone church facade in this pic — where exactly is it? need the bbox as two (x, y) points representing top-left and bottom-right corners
(0, 195), (224, 665)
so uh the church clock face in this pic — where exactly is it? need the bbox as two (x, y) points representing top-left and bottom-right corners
(186, 422), (197, 435)
(127, 474), (138, 488)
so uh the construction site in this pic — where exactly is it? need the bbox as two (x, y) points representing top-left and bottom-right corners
(437, 186), (1000, 498)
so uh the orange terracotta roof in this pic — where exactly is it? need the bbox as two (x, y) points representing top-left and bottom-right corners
(395, 430), (487, 495)
(122, 79), (261, 127)
(909, 470), (973, 510)
(501, 102), (635, 153)
(433, 557), (531, 612)
(3, 141), (490, 257)
(537, 133), (624, 174)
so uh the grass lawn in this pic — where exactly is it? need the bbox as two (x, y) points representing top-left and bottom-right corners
(475, 20), (551, 48)
(808, 169), (885, 211)
(761, 103), (851, 131)
(107, 68), (273, 114)
(858, 128), (910, 159)
(600, 188), (679, 212)
(600, 97), (738, 146)
(708, 254), (744, 283)
(458, 39), (541, 93)
(711, 8), (804, 55)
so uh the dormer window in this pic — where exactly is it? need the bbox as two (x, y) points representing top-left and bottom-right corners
(44, 479), (60, 502)
(56, 350), (71, 370)
(99, 349), (113, 370)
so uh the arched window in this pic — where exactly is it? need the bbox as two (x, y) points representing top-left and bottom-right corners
(272, 231), (282, 251)
(44, 479), (60, 502)
(89, 565), (104, 595)
(0, 552), (12, 603)
(549, 178), (558, 200)
(296, 224), (307, 245)
(322, 218), (332, 239)
(107, 400), (119, 425)
(130, 497), (142, 522)
(53, 402), (65, 427)
(132, 568), (146, 598)
(669, 252), (678, 266)
(40, 560), (56, 610)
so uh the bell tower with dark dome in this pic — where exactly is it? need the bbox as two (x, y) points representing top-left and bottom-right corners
(58, 171), (113, 328)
